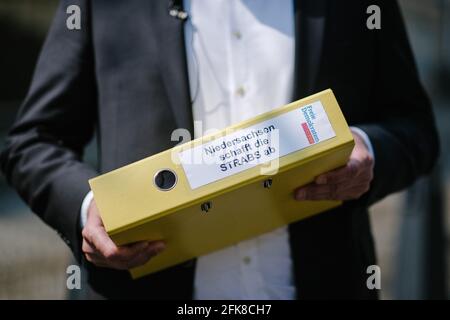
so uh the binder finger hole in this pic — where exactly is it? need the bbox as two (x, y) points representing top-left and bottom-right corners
(153, 169), (177, 191)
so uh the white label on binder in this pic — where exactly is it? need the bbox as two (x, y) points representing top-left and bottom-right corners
(178, 100), (336, 189)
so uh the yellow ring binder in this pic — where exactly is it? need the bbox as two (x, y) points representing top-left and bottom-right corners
(89, 89), (355, 278)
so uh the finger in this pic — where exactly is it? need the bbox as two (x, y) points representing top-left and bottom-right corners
(108, 241), (166, 270)
(83, 225), (120, 260)
(83, 224), (144, 264)
(84, 253), (109, 268)
(146, 240), (166, 253)
(85, 252), (105, 262)
(315, 160), (361, 185)
(82, 240), (105, 261)
(85, 244), (152, 270)
(123, 244), (165, 269)
(294, 184), (340, 201)
(85, 222), (165, 265)
(108, 241), (150, 264)
(85, 223), (147, 262)
(114, 240), (165, 264)
(83, 211), (141, 261)
(358, 168), (374, 183)
(296, 181), (372, 201)
(82, 238), (98, 255)
(339, 183), (371, 200)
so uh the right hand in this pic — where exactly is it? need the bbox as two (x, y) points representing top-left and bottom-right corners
(82, 199), (165, 270)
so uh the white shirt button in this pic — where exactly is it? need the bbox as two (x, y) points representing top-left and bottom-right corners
(232, 30), (242, 39)
(243, 256), (251, 265)
(236, 86), (246, 97)
(187, 0), (297, 300)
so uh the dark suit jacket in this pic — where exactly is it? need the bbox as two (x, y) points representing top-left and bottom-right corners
(0, 0), (439, 299)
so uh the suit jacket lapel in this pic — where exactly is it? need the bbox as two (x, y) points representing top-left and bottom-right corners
(293, 0), (328, 99)
(151, 1), (194, 136)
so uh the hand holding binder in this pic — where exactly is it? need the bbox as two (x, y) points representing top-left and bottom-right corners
(294, 131), (374, 201)
(81, 199), (166, 270)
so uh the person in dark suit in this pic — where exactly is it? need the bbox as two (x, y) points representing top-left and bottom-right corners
(0, 0), (439, 299)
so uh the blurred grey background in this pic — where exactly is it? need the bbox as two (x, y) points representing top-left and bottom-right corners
(0, 0), (449, 299)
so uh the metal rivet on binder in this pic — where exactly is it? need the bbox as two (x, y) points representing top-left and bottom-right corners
(263, 179), (273, 189)
(201, 201), (212, 213)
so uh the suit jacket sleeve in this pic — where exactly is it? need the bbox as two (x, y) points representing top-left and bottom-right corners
(0, 0), (96, 262)
(357, 0), (440, 206)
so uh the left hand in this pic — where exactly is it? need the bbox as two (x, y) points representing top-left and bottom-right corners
(294, 131), (374, 201)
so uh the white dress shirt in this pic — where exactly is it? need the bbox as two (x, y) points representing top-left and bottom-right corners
(184, 0), (296, 300)
(80, 0), (375, 300)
